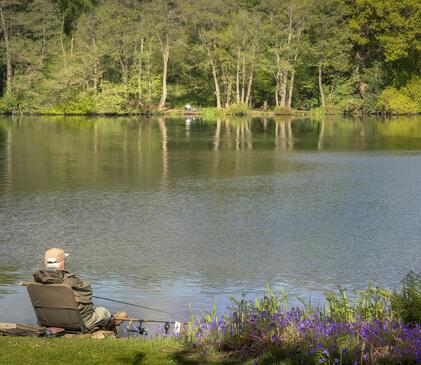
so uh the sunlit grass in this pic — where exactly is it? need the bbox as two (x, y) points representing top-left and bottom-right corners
(0, 337), (292, 365)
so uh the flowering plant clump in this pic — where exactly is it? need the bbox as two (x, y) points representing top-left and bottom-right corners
(184, 274), (421, 365)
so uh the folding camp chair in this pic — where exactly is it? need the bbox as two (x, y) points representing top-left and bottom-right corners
(26, 282), (93, 334)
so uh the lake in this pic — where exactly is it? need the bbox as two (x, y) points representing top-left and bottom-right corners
(0, 115), (420, 323)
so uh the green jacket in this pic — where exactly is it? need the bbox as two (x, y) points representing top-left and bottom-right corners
(33, 269), (94, 325)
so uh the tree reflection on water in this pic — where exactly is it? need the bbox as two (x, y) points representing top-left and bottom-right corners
(0, 267), (20, 296)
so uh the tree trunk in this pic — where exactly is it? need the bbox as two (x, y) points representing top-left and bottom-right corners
(275, 81), (279, 107)
(92, 34), (99, 91)
(198, 31), (221, 109)
(138, 38), (144, 105)
(70, 36), (74, 56)
(120, 59), (129, 95)
(60, 13), (67, 74)
(280, 71), (288, 107)
(211, 60), (222, 109)
(40, 28), (47, 67)
(318, 62), (325, 107)
(236, 49), (240, 103)
(225, 79), (232, 108)
(288, 42), (299, 109)
(245, 63), (254, 107)
(146, 42), (152, 103)
(0, 6), (12, 95)
(275, 51), (281, 106)
(159, 33), (169, 109)
(241, 56), (246, 103)
(287, 70), (295, 109)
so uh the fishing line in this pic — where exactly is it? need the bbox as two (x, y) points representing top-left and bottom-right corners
(93, 295), (174, 315)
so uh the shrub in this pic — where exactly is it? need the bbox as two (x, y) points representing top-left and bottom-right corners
(93, 82), (130, 114)
(201, 107), (225, 120)
(377, 78), (421, 115)
(403, 77), (421, 108)
(340, 97), (364, 115)
(44, 92), (96, 115)
(0, 94), (20, 114)
(225, 103), (249, 116)
(377, 87), (418, 114)
(273, 105), (293, 115)
(310, 105), (341, 115)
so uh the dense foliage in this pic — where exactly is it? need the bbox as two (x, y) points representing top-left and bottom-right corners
(185, 273), (421, 364)
(0, 0), (420, 114)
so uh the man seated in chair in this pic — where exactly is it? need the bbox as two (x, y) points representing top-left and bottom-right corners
(33, 248), (116, 330)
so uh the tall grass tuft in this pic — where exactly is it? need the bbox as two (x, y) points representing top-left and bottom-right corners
(392, 271), (421, 325)
(325, 285), (392, 323)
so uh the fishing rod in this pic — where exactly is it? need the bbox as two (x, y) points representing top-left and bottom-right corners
(93, 295), (174, 316)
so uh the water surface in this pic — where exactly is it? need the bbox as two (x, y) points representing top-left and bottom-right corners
(1, 116), (420, 323)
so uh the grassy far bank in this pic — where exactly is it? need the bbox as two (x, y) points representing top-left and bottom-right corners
(2, 101), (420, 118)
(1, 75), (420, 117)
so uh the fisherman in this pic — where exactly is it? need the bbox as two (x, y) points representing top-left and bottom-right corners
(184, 103), (192, 112)
(33, 248), (126, 330)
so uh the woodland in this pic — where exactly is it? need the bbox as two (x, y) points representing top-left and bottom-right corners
(0, 0), (420, 114)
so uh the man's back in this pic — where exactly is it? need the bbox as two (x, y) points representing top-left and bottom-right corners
(33, 269), (94, 325)
(33, 248), (113, 330)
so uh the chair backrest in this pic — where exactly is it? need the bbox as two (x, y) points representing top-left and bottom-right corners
(26, 283), (85, 331)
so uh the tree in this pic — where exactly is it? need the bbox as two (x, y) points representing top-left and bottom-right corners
(0, 1), (21, 95)
(258, 0), (309, 108)
(345, 0), (421, 95)
(308, 0), (350, 107)
(184, 0), (234, 109)
(228, 7), (261, 107)
(0, 0), (418, 114)
(51, 0), (93, 73)
(145, 0), (182, 109)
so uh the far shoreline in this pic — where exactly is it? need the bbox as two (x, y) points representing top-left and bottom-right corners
(2, 108), (419, 118)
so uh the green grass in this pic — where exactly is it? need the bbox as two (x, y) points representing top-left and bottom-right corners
(0, 337), (292, 365)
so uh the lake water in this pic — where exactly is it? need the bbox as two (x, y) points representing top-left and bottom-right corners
(0, 115), (420, 323)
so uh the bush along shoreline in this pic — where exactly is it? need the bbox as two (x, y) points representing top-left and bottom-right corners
(184, 272), (421, 365)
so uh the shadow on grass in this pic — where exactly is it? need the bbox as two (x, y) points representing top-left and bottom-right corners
(170, 349), (242, 365)
(171, 349), (310, 365)
(115, 352), (145, 365)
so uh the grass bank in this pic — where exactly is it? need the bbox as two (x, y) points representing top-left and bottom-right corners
(1, 273), (419, 365)
(0, 337), (291, 365)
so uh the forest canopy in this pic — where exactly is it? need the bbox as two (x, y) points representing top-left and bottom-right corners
(0, 0), (420, 114)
